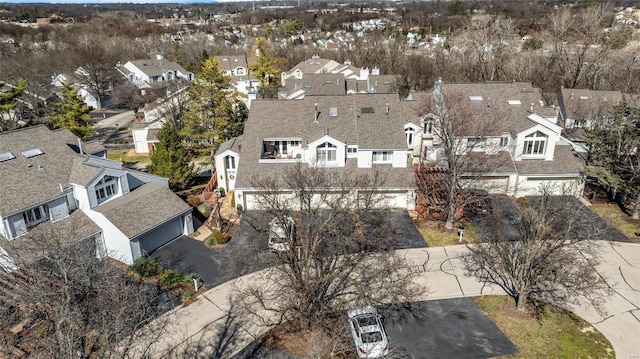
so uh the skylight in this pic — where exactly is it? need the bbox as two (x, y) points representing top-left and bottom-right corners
(579, 96), (589, 100)
(22, 148), (44, 158)
(469, 96), (483, 101)
(303, 85), (312, 89)
(325, 80), (333, 84)
(507, 100), (522, 105)
(361, 107), (375, 114)
(330, 107), (338, 117)
(0, 152), (15, 163)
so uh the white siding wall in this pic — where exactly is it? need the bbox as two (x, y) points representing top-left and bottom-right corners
(133, 128), (149, 153)
(391, 150), (406, 168)
(515, 177), (582, 197)
(357, 150), (373, 168)
(81, 208), (133, 264)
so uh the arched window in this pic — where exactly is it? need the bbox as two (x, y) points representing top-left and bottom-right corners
(405, 127), (416, 147)
(522, 131), (547, 156)
(316, 142), (337, 163)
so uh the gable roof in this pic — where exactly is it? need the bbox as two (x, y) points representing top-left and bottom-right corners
(284, 58), (341, 77)
(0, 126), (104, 216)
(126, 59), (190, 78)
(280, 74), (347, 97)
(92, 182), (190, 239)
(235, 94), (424, 189)
(557, 88), (624, 122)
(215, 135), (243, 156)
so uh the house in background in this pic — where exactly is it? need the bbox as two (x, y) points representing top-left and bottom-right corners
(556, 88), (624, 129)
(214, 55), (259, 95)
(51, 67), (101, 109)
(0, 126), (193, 267)
(116, 54), (194, 89)
(233, 94), (418, 211)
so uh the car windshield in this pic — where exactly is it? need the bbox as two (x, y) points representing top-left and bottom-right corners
(357, 316), (378, 327)
(361, 331), (383, 343)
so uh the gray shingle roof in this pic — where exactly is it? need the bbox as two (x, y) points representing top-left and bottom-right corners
(128, 59), (190, 78)
(515, 144), (584, 175)
(235, 94), (423, 189)
(92, 182), (190, 239)
(558, 88), (624, 121)
(0, 126), (103, 216)
(215, 135), (243, 156)
(285, 58), (340, 77)
(280, 74), (347, 97)
(442, 82), (554, 135)
(1, 209), (101, 265)
(346, 75), (397, 94)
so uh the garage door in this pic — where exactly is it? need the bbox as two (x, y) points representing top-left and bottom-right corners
(138, 217), (182, 255)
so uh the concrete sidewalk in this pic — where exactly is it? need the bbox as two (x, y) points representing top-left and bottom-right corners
(146, 241), (640, 359)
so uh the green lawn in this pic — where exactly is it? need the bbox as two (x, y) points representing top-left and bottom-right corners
(474, 296), (614, 358)
(589, 203), (640, 243)
(106, 149), (151, 166)
(417, 221), (480, 246)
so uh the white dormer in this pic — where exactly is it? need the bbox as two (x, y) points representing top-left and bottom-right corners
(307, 135), (345, 167)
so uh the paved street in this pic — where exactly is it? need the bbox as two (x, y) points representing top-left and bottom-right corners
(144, 240), (640, 359)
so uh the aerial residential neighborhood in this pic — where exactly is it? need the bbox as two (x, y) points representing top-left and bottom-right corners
(1, 1), (640, 358)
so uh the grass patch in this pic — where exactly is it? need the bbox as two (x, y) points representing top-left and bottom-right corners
(417, 220), (480, 246)
(474, 295), (614, 358)
(106, 149), (151, 166)
(589, 203), (640, 243)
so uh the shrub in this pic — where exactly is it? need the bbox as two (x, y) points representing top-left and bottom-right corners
(231, 195), (235, 208)
(187, 194), (203, 207)
(206, 230), (230, 246)
(130, 257), (159, 278)
(181, 290), (194, 302)
(197, 204), (212, 217)
(521, 37), (543, 51)
(236, 203), (243, 212)
(159, 270), (186, 289)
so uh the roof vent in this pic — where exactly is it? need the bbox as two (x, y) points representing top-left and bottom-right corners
(507, 100), (522, 106)
(0, 152), (15, 163)
(469, 96), (483, 101)
(22, 148), (44, 158)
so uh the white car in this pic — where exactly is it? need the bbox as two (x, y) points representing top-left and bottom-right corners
(268, 216), (295, 252)
(347, 306), (389, 358)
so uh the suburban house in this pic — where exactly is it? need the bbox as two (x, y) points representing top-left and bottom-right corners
(214, 55), (259, 95)
(423, 80), (585, 197)
(0, 126), (193, 268)
(279, 57), (394, 99)
(116, 55), (194, 89)
(556, 88), (624, 129)
(51, 67), (102, 109)
(232, 94), (418, 211)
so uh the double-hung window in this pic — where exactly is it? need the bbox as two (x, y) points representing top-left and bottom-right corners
(405, 127), (415, 147)
(373, 151), (392, 163)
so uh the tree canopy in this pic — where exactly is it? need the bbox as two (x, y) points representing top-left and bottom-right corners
(47, 83), (93, 141)
(249, 37), (283, 98)
(148, 123), (195, 190)
(182, 57), (247, 154)
(0, 79), (26, 132)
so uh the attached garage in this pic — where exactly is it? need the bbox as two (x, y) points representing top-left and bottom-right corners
(133, 217), (183, 257)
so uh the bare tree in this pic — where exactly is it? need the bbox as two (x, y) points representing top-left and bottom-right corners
(416, 81), (509, 229)
(235, 163), (423, 334)
(462, 192), (607, 312)
(0, 221), (170, 358)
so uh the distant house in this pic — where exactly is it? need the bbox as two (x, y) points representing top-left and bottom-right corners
(51, 67), (101, 109)
(556, 88), (625, 129)
(214, 55), (259, 95)
(116, 55), (194, 89)
(0, 126), (194, 267)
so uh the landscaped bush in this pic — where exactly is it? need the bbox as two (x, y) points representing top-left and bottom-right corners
(197, 204), (212, 217)
(159, 269), (186, 289)
(181, 290), (194, 302)
(187, 194), (203, 207)
(206, 230), (231, 246)
(130, 257), (160, 278)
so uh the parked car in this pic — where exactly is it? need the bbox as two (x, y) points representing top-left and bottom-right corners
(268, 216), (295, 252)
(347, 306), (389, 358)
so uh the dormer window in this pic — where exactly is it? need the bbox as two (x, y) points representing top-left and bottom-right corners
(95, 175), (119, 204)
(236, 68), (246, 75)
(523, 131), (547, 156)
(423, 121), (433, 136)
(317, 142), (337, 163)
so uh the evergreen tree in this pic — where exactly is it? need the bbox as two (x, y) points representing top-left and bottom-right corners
(148, 123), (195, 190)
(249, 37), (282, 98)
(48, 84), (93, 141)
(182, 57), (247, 153)
(0, 79), (27, 132)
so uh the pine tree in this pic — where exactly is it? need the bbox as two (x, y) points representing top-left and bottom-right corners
(182, 57), (247, 153)
(48, 84), (93, 141)
(148, 123), (195, 190)
(0, 79), (27, 132)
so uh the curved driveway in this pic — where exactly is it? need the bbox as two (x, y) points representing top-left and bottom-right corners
(147, 240), (640, 359)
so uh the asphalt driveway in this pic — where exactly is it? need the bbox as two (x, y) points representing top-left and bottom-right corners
(152, 209), (427, 289)
(380, 298), (517, 359)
